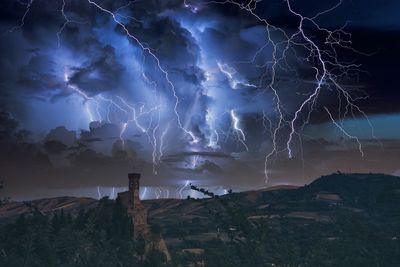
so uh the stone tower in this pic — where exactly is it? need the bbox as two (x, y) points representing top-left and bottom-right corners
(128, 173), (142, 208)
(122, 173), (171, 261)
(127, 173), (148, 239)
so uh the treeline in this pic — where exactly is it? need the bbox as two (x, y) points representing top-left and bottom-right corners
(188, 184), (233, 198)
(0, 198), (167, 267)
(189, 184), (219, 198)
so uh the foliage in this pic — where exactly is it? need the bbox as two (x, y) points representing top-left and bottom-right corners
(0, 197), (171, 267)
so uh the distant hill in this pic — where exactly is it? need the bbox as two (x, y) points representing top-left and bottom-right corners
(0, 196), (97, 224)
(141, 173), (400, 266)
(301, 172), (400, 203)
(1, 173), (399, 266)
(1, 173), (399, 223)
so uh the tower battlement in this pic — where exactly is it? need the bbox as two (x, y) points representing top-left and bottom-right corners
(128, 173), (142, 208)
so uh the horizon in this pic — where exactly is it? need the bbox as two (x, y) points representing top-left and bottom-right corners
(5, 171), (400, 202)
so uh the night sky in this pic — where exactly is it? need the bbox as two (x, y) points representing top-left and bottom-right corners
(0, 0), (399, 200)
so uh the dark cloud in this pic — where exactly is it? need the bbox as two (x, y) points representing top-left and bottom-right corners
(45, 126), (77, 146)
(173, 66), (205, 85)
(81, 122), (120, 139)
(0, 0), (399, 200)
(68, 45), (125, 95)
(43, 140), (68, 155)
(195, 160), (223, 174)
(174, 160), (222, 174)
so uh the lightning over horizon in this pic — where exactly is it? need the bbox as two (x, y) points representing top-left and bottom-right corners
(0, 0), (399, 200)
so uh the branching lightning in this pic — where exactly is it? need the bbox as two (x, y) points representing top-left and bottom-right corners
(198, 0), (374, 184)
(7, 0), (377, 190)
(86, 0), (199, 146)
(57, 0), (86, 48)
(324, 106), (364, 156)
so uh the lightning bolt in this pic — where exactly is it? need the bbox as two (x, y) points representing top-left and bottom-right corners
(155, 187), (163, 199)
(116, 96), (147, 133)
(9, 0), (376, 188)
(5, 0), (34, 34)
(217, 61), (257, 89)
(64, 71), (103, 122)
(57, 0), (86, 48)
(140, 186), (147, 200)
(230, 109), (249, 151)
(97, 186), (102, 200)
(208, 129), (220, 149)
(86, 0), (199, 145)
(324, 106), (364, 156)
(178, 180), (190, 199)
(165, 188), (170, 199)
(110, 187), (115, 199)
(198, 0), (374, 184)
(159, 122), (170, 161)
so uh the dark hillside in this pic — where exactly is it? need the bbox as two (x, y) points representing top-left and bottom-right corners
(0, 173), (399, 266)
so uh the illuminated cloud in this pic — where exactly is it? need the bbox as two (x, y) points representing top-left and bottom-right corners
(0, 0), (399, 199)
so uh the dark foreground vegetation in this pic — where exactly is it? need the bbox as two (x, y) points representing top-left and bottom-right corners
(0, 198), (146, 266)
(0, 173), (400, 266)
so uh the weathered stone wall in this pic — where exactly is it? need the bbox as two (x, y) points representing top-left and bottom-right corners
(117, 174), (171, 261)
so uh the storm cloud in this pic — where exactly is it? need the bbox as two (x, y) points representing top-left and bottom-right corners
(0, 0), (399, 199)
